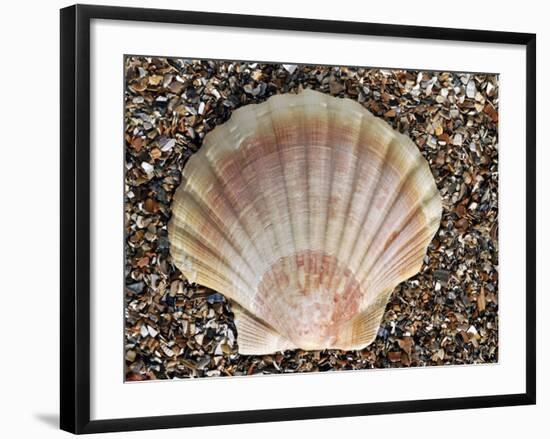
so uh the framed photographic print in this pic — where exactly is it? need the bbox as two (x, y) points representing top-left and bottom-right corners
(60, 4), (536, 434)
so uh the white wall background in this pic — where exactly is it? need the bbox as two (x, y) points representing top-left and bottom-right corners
(0, 0), (546, 437)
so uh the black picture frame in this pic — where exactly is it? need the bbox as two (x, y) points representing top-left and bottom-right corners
(60, 4), (537, 434)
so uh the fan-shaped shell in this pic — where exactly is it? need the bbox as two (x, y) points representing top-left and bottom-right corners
(168, 89), (442, 354)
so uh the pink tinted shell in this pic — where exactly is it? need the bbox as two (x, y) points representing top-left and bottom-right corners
(168, 90), (441, 354)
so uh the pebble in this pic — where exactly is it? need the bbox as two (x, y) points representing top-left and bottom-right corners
(282, 64), (297, 74)
(466, 80), (476, 98)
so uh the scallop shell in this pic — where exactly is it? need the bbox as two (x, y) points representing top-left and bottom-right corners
(168, 89), (442, 354)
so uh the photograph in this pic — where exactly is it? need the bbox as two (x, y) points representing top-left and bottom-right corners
(123, 57), (499, 381)
(0, 0), (541, 436)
